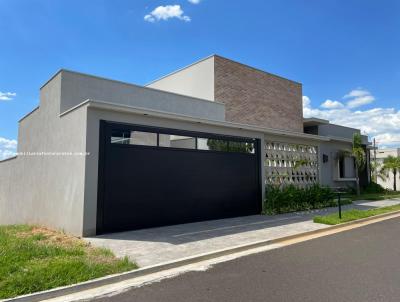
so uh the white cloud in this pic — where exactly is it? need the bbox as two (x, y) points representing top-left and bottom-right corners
(302, 95), (311, 107)
(347, 95), (375, 108)
(188, 0), (201, 4)
(0, 137), (17, 160)
(343, 88), (375, 108)
(144, 5), (191, 22)
(303, 95), (400, 148)
(344, 89), (370, 99)
(0, 92), (16, 101)
(321, 99), (344, 109)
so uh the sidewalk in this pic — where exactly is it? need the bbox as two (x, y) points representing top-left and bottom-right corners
(86, 199), (400, 268)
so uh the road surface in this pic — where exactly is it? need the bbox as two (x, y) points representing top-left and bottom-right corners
(95, 217), (400, 302)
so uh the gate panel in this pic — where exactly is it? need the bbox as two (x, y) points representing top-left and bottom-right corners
(97, 121), (261, 234)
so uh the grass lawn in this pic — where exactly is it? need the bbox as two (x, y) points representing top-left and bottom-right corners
(347, 192), (400, 202)
(0, 225), (137, 299)
(314, 204), (400, 225)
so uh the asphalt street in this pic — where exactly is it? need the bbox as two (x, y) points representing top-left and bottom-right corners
(95, 217), (400, 302)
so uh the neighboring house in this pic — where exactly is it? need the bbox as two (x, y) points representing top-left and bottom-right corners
(0, 55), (371, 236)
(372, 148), (400, 190)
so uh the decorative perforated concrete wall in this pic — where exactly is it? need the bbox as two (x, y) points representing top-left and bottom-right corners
(265, 141), (319, 187)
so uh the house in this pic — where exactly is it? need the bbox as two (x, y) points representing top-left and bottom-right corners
(303, 117), (371, 187)
(0, 55), (371, 236)
(372, 148), (400, 190)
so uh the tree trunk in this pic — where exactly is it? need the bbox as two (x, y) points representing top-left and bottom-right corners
(394, 170), (397, 191)
(355, 165), (360, 195)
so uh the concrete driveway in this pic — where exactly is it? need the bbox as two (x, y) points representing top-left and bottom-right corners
(85, 199), (400, 268)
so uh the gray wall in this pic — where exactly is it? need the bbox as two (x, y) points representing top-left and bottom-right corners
(0, 74), (88, 236)
(318, 124), (359, 139)
(147, 56), (215, 101)
(318, 124), (369, 144)
(319, 141), (357, 188)
(59, 70), (224, 121)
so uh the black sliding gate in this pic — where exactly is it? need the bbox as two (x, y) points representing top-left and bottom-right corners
(97, 121), (262, 234)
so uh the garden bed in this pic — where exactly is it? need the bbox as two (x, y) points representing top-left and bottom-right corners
(263, 184), (351, 215)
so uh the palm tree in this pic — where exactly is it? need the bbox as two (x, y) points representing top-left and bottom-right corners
(336, 133), (366, 195)
(381, 156), (400, 191)
(371, 161), (388, 183)
(352, 133), (366, 196)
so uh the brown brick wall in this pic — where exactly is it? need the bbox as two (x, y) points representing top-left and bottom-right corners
(214, 56), (303, 132)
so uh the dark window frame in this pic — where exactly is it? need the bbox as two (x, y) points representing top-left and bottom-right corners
(108, 122), (256, 155)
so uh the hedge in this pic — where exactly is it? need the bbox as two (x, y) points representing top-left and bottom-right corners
(264, 184), (339, 214)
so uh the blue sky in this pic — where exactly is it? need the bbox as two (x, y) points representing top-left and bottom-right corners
(1, 0), (399, 158)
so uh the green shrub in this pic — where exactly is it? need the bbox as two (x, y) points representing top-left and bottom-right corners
(344, 185), (357, 195)
(362, 181), (386, 194)
(264, 184), (337, 214)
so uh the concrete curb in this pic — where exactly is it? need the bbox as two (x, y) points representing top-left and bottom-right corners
(4, 210), (400, 302)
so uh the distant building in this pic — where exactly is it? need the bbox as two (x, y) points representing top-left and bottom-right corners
(372, 148), (400, 190)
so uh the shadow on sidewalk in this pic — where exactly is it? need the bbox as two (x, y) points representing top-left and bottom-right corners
(87, 200), (398, 245)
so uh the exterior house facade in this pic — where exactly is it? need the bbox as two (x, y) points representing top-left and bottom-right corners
(0, 55), (371, 236)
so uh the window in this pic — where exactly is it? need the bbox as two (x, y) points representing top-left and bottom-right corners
(198, 138), (228, 152)
(198, 138), (255, 154)
(110, 126), (256, 155)
(338, 156), (355, 179)
(196, 138), (209, 150)
(111, 130), (157, 146)
(339, 157), (345, 178)
(229, 141), (255, 154)
(111, 130), (131, 144)
(159, 134), (196, 149)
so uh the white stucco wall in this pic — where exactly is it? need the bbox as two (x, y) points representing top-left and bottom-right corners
(373, 148), (400, 191)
